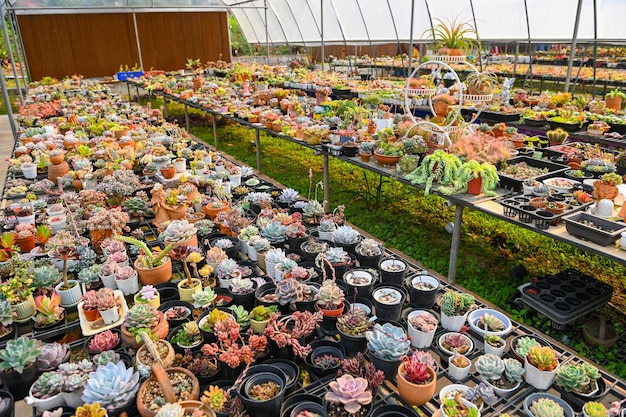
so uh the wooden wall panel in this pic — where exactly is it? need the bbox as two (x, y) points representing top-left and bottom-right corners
(18, 12), (230, 81)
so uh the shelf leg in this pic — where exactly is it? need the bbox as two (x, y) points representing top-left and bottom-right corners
(184, 104), (190, 132)
(448, 204), (464, 283)
(212, 115), (218, 149)
(323, 153), (330, 213)
(255, 128), (262, 173)
(135, 85), (140, 102)
(126, 82), (131, 102)
(162, 97), (168, 118)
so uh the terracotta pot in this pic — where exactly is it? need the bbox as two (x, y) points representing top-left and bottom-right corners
(202, 202), (230, 220)
(16, 235), (35, 253)
(593, 181), (619, 203)
(606, 96), (622, 112)
(137, 365), (200, 417)
(466, 177), (482, 195)
(48, 161), (69, 182)
(135, 257), (172, 285)
(448, 48), (464, 56)
(530, 197), (547, 208)
(121, 310), (169, 349)
(83, 308), (100, 322)
(90, 229), (114, 255)
(49, 154), (65, 165)
(360, 152), (372, 162)
(316, 301), (345, 317)
(373, 151), (401, 167)
(396, 363), (437, 406)
(136, 340), (175, 368)
(164, 234), (198, 249)
(154, 204), (187, 229)
(160, 167), (176, 179)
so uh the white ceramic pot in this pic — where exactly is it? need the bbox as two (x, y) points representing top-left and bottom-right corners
(115, 273), (139, 295)
(318, 229), (334, 243)
(55, 280), (82, 307)
(441, 311), (469, 332)
(99, 273), (118, 289)
(173, 159), (186, 173)
(484, 336), (506, 357)
(17, 214), (35, 225)
(228, 174), (241, 187)
(447, 355), (471, 381)
(480, 375), (520, 397)
(48, 217), (67, 233)
(61, 389), (84, 408)
(248, 246), (258, 261)
(100, 306), (119, 324)
(524, 359), (559, 390)
(407, 310), (438, 348)
(21, 163), (37, 179)
(24, 388), (65, 413)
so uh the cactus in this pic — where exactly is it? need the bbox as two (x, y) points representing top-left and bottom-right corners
(162, 220), (197, 242)
(81, 362), (140, 411)
(332, 225), (360, 244)
(92, 351), (121, 367)
(357, 239), (382, 256)
(37, 342), (69, 370)
(440, 290), (475, 316)
(555, 364), (591, 392)
(547, 128), (569, 144)
(88, 330), (120, 353)
(514, 336), (541, 358)
(31, 371), (64, 398)
(365, 323), (410, 361)
(260, 221), (288, 243)
(325, 374), (373, 413)
(475, 354), (505, 380)
(527, 346), (558, 371)
(529, 398), (565, 417)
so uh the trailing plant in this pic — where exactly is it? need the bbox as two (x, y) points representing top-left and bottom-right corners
(405, 150), (463, 195)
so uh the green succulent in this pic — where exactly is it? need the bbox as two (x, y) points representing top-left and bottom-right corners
(30, 371), (63, 398)
(514, 337), (541, 359)
(33, 265), (62, 289)
(529, 398), (564, 417)
(0, 299), (15, 327)
(555, 364), (591, 392)
(0, 336), (41, 373)
(475, 354), (504, 380)
(440, 290), (475, 316)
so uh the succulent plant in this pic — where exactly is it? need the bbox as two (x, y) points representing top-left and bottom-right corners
(302, 200), (324, 221)
(92, 351), (121, 367)
(229, 277), (254, 295)
(30, 371), (64, 398)
(314, 354), (342, 370)
(81, 362), (140, 411)
(74, 403), (107, 417)
(124, 304), (159, 341)
(217, 258), (239, 279)
(527, 346), (559, 371)
(192, 286), (217, 309)
(276, 258), (298, 274)
(325, 374), (372, 413)
(250, 236), (271, 252)
(213, 238), (233, 249)
(260, 221), (288, 243)
(332, 225), (360, 244)
(318, 218), (336, 233)
(337, 307), (372, 336)
(265, 248), (286, 264)
(365, 323), (410, 361)
(0, 336), (41, 373)
(475, 354), (505, 380)
(357, 239), (382, 256)
(64, 373), (89, 393)
(229, 305), (250, 327)
(0, 299), (15, 328)
(115, 265), (136, 281)
(440, 290), (475, 316)
(529, 398), (565, 417)
(476, 313), (505, 332)
(503, 358), (525, 383)
(205, 247), (228, 264)
(88, 330), (120, 353)
(278, 188), (300, 204)
(247, 192), (272, 205)
(402, 351), (434, 384)
(57, 360), (93, 379)
(82, 290), (98, 310)
(275, 279), (301, 306)
(514, 336), (541, 358)
(555, 364), (591, 392)
(96, 287), (116, 311)
(317, 279), (345, 310)
(162, 220), (197, 242)
(155, 403), (185, 417)
(323, 247), (350, 264)
(33, 265), (62, 289)
(408, 312), (438, 332)
(466, 382), (498, 406)
(138, 285), (158, 301)
(583, 402), (608, 417)
(37, 342), (69, 370)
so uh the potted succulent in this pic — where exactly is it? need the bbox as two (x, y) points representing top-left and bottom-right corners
(408, 273), (439, 309)
(336, 307), (373, 356)
(423, 16), (481, 56)
(115, 236), (174, 285)
(525, 345), (560, 390)
(396, 350), (437, 406)
(114, 265), (138, 296)
(134, 285), (160, 309)
(162, 219), (198, 248)
(441, 393), (480, 417)
(249, 305), (278, 333)
(169, 321), (204, 354)
(605, 89), (626, 112)
(81, 362), (140, 413)
(371, 285), (406, 322)
(583, 402), (608, 417)
(555, 362), (604, 412)
(86, 330), (121, 355)
(439, 290), (475, 331)
(122, 303), (168, 349)
(365, 322), (410, 379)
(438, 332), (473, 356)
(324, 374), (372, 417)
(475, 354), (525, 396)
(407, 310), (438, 348)
(31, 292), (65, 331)
(316, 279), (345, 317)
(524, 394), (573, 417)
(484, 334), (506, 357)
(354, 238), (383, 268)
(378, 258), (407, 284)
(96, 288), (119, 325)
(0, 336), (41, 401)
(448, 351), (471, 381)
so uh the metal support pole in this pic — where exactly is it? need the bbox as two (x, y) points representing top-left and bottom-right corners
(264, 0), (270, 64)
(184, 104), (190, 132)
(0, 69), (17, 140)
(592, 0), (598, 99)
(320, 0), (325, 71)
(212, 114), (218, 149)
(565, 0), (584, 92)
(513, 43), (519, 76)
(255, 129), (262, 173)
(126, 82), (132, 101)
(8, 12), (26, 87)
(135, 85), (140, 102)
(1, 15), (22, 104)
(407, 0), (415, 77)
(132, 12), (144, 70)
(12, 11), (30, 83)
(447, 204), (464, 283)
(323, 153), (330, 213)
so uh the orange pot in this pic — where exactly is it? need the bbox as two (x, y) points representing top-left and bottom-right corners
(49, 154), (65, 165)
(83, 308), (100, 322)
(164, 234), (198, 249)
(606, 96), (622, 112)
(137, 366), (199, 417)
(316, 302), (345, 317)
(396, 363), (437, 406)
(135, 257), (172, 285)
(16, 235), (35, 253)
(160, 167), (176, 179)
(593, 181), (619, 203)
(121, 310), (169, 349)
(202, 201), (230, 220)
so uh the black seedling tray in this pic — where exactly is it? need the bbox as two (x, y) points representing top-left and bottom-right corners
(563, 212), (626, 246)
(521, 269), (613, 326)
(478, 110), (522, 123)
(497, 156), (569, 192)
(498, 195), (590, 229)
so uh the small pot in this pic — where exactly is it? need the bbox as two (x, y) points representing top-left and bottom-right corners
(239, 372), (285, 417)
(407, 274), (439, 309)
(378, 259), (407, 284)
(177, 279), (202, 303)
(306, 346), (343, 379)
(372, 284), (406, 322)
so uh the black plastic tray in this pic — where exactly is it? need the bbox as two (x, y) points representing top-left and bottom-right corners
(522, 118), (548, 127)
(499, 195), (591, 229)
(479, 110), (522, 123)
(563, 212), (626, 246)
(497, 156), (569, 192)
(521, 269), (613, 325)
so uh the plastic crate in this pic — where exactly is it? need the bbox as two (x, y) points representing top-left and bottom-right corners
(563, 212), (626, 246)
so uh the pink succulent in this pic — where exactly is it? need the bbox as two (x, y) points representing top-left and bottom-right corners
(325, 374), (372, 413)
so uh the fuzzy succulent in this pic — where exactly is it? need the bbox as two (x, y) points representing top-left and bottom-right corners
(155, 403), (185, 417)
(529, 398), (565, 417)
(317, 279), (345, 309)
(475, 354), (505, 380)
(30, 371), (64, 398)
(217, 258), (239, 279)
(440, 290), (475, 316)
(162, 220), (197, 242)
(81, 362), (140, 411)
(192, 286), (217, 309)
(325, 374), (372, 413)
(476, 313), (505, 332)
(337, 307), (372, 336)
(357, 238), (382, 256)
(555, 364), (592, 392)
(260, 221), (288, 243)
(514, 336), (541, 358)
(527, 346), (559, 371)
(74, 403), (107, 417)
(92, 351), (121, 367)
(365, 323), (410, 361)
(37, 342), (69, 370)
(332, 225), (360, 244)
(88, 330), (120, 353)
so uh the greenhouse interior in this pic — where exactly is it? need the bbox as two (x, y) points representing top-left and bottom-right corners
(0, 0), (625, 417)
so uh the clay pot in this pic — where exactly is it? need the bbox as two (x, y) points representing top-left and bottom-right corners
(136, 340), (175, 368)
(16, 235), (35, 253)
(49, 154), (65, 165)
(48, 161), (70, 182)
(160, 167), (176, 179)
(135, 257), (172, 285)
(121, 310), (169, 349)
(396, 363), (437, 406)
(360, 152), (372, 163)
(202, 202), (230, 220)
(90, 229), (114, 255)
(606, 96), (622, 112)
(593, 181), (619, 203)
(164, 234), (198, 249)
(136, 365), (200, 417)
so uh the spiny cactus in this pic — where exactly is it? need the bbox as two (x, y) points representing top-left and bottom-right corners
(547, 128), (569, 144)
(529, 398), (565, 417)
(31, 371), (63, 398)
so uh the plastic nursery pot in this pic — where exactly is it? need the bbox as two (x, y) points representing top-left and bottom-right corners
(559, 377), (607, 412)
(367, 350), (402, 380)
(228, 281), (257, 311)
(238, 372), (286, 417)
(288, 402), (328, 417)
(1, 362), (38, 401)
(355, 244), (384, 268)
(281, 394), (324, 417)
(342, 268), (377, 299)
(378, 258), (407, 284)
(337, 327), (368, 357)
(406, 310), (438, 349)
(407, 274), (440, 309)
(155, 283), (180, 302)
(255, 282), (278, 308)
(245, 364), (288, 392)
(306, 345), (344, 379)
(372, 284), (407, 322)
(370, 404), (420, 417)
(167, 325), (204, 355)
(262, 359), (299, 395)
(85, 329), (122, 356)
(158, 300), (194, 328)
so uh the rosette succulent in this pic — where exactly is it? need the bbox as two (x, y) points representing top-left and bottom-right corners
(332, 225), (360, 244)
(30, 371), (63, 399)
(37, 342), (70, 370)
(357, 239), (382, 256)
(192, 286), (217, 308)
(162, 220), (197, 242)
(260, 221), (288, 243)
(365, 323), (410, 361)
(325, 374), (372, 414)
(529, 398), (565, 417)
(278, 188), (299, 204)
(81, 362), (140, 411)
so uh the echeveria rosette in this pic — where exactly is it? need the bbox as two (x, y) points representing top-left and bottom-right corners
(325, 374), (372, 413)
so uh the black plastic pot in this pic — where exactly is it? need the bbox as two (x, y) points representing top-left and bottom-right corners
(245, 364), (287, 389)
(342, 268), (377, 299)
(155, 282), (180, 302)
(335, 239), (360, 256)
(219, 360), (246, 381)
(200, 379), (234, 417)
(158, 300), (194, 328)
(287, 233), (309, 252)
(288, 402), (328, 417)
(197, 308), (234, 343)
(0, 390), (13, 417)
(372, 285), (407, 322)
(321, 256), (354, 281)
(368, 351), (401, 380)
(370, 404), (420, 417)
(318, 300), (350, 336)
(107, 396), (138, 417)
(0, 325), (16, 343)
(307, 346), (344, 379)
(338, 329), (367, 357)
(558, 378), (607, 412)
(228, 284), (257, 311)
(281, 394), (323, 417)
(294, 283), (321, 313)
(355, 246), (383, 268)
(239, 372), (285, 417)
(85, 328), (122, 356)
(167, 325), (204, 355)
(263, 359), (299, 395)
(2, 362), (38, 401)
(407, 274), (440, 309)
(378, 258), (407, 284)
(255, 282), (278, 308)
